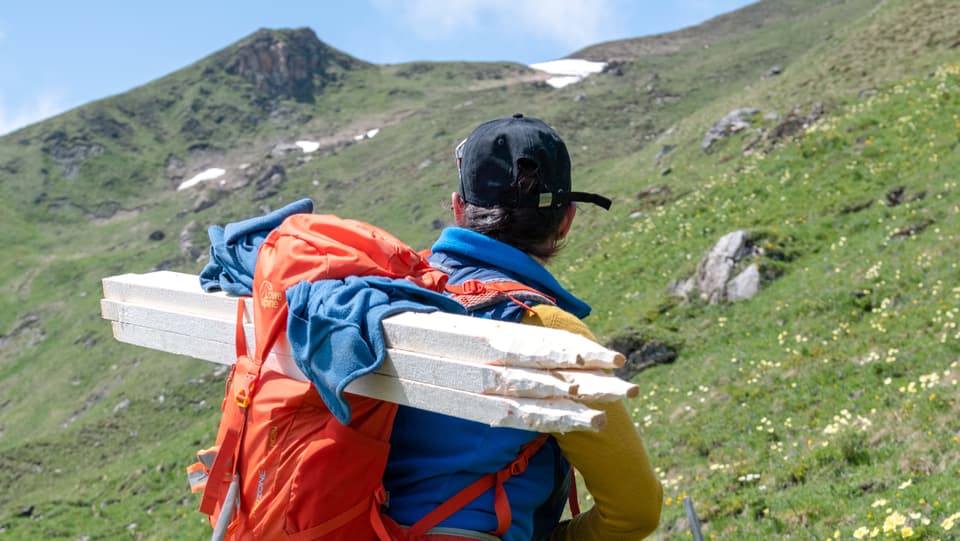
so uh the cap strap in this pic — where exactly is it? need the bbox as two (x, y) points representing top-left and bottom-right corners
(541, 191), (612, 210)
(567, 191), (612, 210)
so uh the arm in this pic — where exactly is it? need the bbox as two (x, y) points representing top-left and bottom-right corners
(522, 305), (663, 540)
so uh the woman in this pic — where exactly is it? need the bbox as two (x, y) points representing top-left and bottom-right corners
(382, 114), (663, 540)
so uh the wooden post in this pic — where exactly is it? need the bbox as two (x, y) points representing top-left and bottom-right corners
(101, 271), (637, 432)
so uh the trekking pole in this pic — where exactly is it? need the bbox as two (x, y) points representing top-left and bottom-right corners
(211, 474), (240, 541)
(683, 496), (704, 541)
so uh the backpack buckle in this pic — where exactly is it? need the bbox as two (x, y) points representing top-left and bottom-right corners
(375, 487), (390, 511)
(233, 371), (258, 409)
(235, 388), (251, 408)
(509, 455), (530, 475)
(458, 279), (486, 295)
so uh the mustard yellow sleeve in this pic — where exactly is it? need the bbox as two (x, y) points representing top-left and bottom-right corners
(522, 305), (663, 540)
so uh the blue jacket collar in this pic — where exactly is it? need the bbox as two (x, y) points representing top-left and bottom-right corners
(431, 227), (592, 319)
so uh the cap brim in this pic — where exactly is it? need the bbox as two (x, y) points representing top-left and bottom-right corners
(542, 191), (611, 210)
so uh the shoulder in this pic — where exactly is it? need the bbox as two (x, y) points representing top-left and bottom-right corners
(520, 304), (597, 342)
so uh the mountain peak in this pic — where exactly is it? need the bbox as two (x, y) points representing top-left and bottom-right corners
(216, 27), (365, 102)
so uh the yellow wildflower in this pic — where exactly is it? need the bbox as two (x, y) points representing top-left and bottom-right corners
(884, 511), (907, 533)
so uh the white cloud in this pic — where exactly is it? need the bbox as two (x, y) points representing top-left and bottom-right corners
(0, 92), (67, 136)
(373, 0), (615, 52)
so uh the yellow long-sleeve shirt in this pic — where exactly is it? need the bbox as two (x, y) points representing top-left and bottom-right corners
(521, 305), (663, 540)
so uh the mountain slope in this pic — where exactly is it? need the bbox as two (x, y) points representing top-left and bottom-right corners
(1, 1), (958, 539)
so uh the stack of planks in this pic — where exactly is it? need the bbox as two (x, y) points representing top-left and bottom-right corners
(100, 271), (636, 433)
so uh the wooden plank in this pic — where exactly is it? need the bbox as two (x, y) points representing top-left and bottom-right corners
(381, 350), (577, 398)
(101, 273), (624, 370)
(109, 321), (603, 432)
(556, 370), (639, 401)
(347, 374), (605, 433)
(103, 298), (580, 399)
(102, 271), (240, 318)
(101, 272), (635, 431)
(110, 319), (306, 378)
(110, 321), (236, 366)
(383, 311), (623, 369)
(102, 298), (236, 345)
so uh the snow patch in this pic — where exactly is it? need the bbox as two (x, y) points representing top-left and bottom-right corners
(354, 128), (380, 141)
(177, 168), (225, 191)
(296, 140), (320, 153)
(529, 59), (607, 89)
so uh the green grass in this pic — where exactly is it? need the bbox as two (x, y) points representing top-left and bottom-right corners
(595, 63), (960, 540)
(1, 0), (959, 538)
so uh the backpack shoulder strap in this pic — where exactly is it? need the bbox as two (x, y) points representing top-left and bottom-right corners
(404, 434), (551, 538)
(197, 297), (280, 518)
(445, 279), (555, 313)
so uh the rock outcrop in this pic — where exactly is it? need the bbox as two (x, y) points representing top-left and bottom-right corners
(764, 103), (824, 145)
(669, 230), (779, 304)
(606, 332), (679, 381)
(41, 131), (104, 179)
(218, 28), (365, 102)
(702, 108), (758, 152)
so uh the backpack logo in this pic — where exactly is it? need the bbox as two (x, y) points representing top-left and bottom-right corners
(256, 470), (266, 501)
(258, 281), (282, 310)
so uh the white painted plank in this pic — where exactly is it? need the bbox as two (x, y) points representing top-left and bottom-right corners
(111, 321), (235, 365)
(102, 298), (236, 342)
(102, 271), (240, 318)
(110, 319), (308, 378)
(101, 273), (625, 370)
(101, 272), (630, 431)
(103, 299), (579, 399)
(345, 374), (605, 433)
(556, 370), (639, 402)
(110, 321), (602, 432)
(382, 350), (577, 398)
(383, 311), (624, 369)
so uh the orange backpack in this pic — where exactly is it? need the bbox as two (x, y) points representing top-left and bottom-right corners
(187, 214), (557, 541)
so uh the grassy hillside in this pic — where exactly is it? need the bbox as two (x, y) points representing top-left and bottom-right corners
(0, 0), (958, 539)
(622, 62), (960, 540)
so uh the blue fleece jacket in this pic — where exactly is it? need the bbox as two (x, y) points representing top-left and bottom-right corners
(199, 198), (314, 296)
(286, 276), (463, 424)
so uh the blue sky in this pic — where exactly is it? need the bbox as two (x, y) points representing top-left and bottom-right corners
(0, 0), (756, 135)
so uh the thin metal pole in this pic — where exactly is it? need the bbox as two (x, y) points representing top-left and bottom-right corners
(211, 475), (239, 541)
(683, 496), (705, 541)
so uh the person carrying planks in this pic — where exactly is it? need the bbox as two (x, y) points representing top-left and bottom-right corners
(381, 114), (663, 540)
(187, 114), (661, 541)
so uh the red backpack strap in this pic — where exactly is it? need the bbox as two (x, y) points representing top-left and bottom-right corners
(198, 298), (277, 517)
(405, 434), (551, 538)
(445, 280), (555, 313)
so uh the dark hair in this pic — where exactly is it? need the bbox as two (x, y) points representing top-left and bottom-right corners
(461, 159), (569, 260)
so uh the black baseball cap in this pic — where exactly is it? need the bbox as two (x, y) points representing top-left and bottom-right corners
(456, 114), (612, 210)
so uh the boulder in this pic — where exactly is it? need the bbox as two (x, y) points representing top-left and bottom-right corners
(696, 230), (757, 303)
(726, 263), (761, 301)
(606, 332), (679, 381)
(669, 230), (770, 303)
(702, 108), (758, 152)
